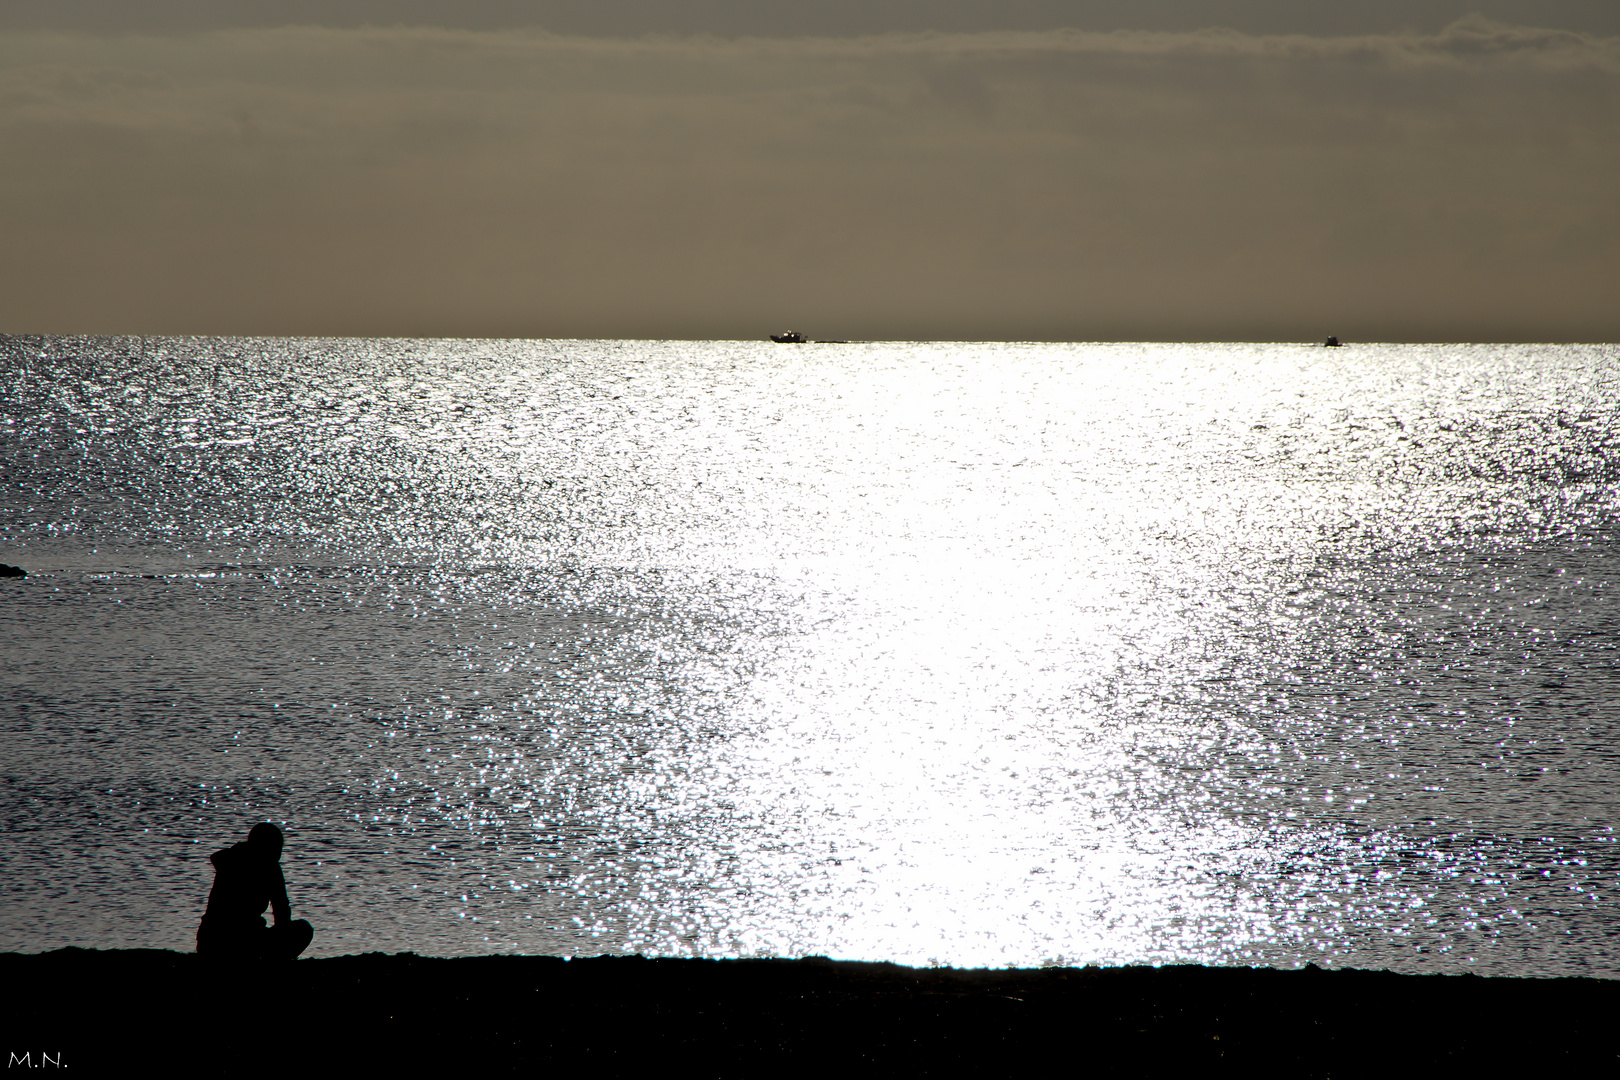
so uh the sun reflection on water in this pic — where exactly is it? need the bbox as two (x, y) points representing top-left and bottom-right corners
(3, 337), (1618, 973)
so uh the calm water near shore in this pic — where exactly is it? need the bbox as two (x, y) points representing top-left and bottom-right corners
(2, 336), (1617, 976)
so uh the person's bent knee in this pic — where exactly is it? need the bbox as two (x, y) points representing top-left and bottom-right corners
(272, 919), (314, 960)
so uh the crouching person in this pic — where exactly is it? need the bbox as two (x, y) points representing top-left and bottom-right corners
(197, 823), (314, 961)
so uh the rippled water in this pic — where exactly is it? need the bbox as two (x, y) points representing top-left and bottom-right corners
(2, 336), (1618, 975)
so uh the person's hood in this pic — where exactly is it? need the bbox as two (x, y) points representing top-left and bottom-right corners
(209, 841), (250, 870)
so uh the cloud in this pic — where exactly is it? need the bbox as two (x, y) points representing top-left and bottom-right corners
(2, 21), (1618, 339)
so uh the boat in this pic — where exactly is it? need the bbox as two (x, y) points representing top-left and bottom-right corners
(770, 331), (808, 343)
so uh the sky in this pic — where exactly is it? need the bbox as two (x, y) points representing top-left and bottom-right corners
(2, 3), (1618, 340)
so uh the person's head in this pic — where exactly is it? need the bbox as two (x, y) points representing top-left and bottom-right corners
(247, 822), (284, 859)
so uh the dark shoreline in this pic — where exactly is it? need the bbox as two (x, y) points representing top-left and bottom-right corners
(5, 950), (1617, 1075)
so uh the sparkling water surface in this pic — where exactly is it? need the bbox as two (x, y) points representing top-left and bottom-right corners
(2, 336), (1617, 975)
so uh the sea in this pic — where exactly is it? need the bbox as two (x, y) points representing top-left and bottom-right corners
(2, 335), (1617, 977)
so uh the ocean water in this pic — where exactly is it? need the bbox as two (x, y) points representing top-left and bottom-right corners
(2, 335), (1618, 976)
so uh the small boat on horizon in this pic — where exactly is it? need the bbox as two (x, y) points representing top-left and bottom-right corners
(769, 332), (850, 343)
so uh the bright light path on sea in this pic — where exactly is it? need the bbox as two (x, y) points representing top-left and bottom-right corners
(7, 337), (1617, 975)
(551, 343), (1379, 967)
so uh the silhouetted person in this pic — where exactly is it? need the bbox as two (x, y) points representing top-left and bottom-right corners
(196, 823), (313, 961)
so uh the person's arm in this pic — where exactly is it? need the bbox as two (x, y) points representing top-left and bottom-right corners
(270, 862), (292, 926)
